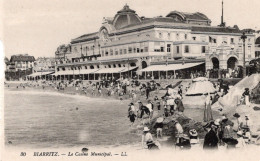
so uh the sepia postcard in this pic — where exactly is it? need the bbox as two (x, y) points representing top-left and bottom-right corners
(1, 0), (260, 160)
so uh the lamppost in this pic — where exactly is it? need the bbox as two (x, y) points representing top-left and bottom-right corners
(41, 67), (43, 80)
(128, 58), (130, 79)
(241, 32), (247, 78)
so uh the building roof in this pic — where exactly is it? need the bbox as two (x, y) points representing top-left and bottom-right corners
(10, 54), (35, 62)
(191, 26), (242, 34)
(166, 11), (210, 21)
(71, 32), (99, 44)
(112, 4), (141, 30)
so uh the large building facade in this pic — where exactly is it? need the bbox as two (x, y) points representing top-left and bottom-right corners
(54, 5), (255, 80)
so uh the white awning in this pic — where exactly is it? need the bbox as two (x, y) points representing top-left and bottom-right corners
(80, 69), (99, 74)
(51, 70), (74, 76)
(120, 66), (138, 72)
(28, 71), (54, 77)
(140, 62), (204, 72)
(94, 68), (125, 74)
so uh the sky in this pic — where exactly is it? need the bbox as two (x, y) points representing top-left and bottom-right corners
(2, 0), (260, 59)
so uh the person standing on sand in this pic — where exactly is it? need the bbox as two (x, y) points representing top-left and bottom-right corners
(146, 100), (154, 121)
(154, 96), (161, 111)
(203, 93), (213, 122)
(175, 97), (184, 114)
(145, 85), (151, 100)
(203, 122), (219, 150)
(242, 88), (250, 107)
(154, 117), (164, 138)
(128, 110), (136, 126)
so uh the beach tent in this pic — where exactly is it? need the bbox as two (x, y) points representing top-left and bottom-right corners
(212, 73), (260, 110)
(185, 77), (216, 96)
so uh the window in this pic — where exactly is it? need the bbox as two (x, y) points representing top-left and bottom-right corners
(137, 48), (140, 53)
(120, 49), (123, 55)
(102, 50), (104, 56)
(128, 47), (132, 53)
(105, 50), (109, 56)
(176, 46), (180, 54)
(161, 46), (164, 52)
(110, 49), (113, 55)
(167, 44), (171, 52)
(184, 45), (189, 53)
(144, 47), (148, 52)
(248, 46), (251, 55)
(202, 46), (206, 53)
(124, 49), (127, 54)
(192, 37), (196, 40)
(115, 49), (118, 55)
(184, 34), (188, 40)
(231, 38), (234, 43)
(133, 47), (136, 53)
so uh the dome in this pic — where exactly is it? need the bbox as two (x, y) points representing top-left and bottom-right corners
(113, 4), (141, 29)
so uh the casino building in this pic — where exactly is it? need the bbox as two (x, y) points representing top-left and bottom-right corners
(53, 4), (255, 80)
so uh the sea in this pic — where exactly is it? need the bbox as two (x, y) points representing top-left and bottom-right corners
(4, 87), (213, 149)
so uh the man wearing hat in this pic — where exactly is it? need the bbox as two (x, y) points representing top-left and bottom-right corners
(189, 129), (199, 145)
(141, 127), (155, 149)
(203, 122), (219, 150)
(128, 102), (135, 113)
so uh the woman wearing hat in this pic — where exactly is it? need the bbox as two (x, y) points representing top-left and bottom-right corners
(175, 97), (184, 114)
(242, 88), (250, 106)
(233, 113), (242, 131)
(203, 93), (213, 122)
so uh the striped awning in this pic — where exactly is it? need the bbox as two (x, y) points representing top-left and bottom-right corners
(140, 62), (204, 72)
(28, 71), (54, 77)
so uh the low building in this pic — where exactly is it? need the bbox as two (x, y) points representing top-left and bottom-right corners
(33, 57), (55, 72)
(9, 54), (35, 71)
